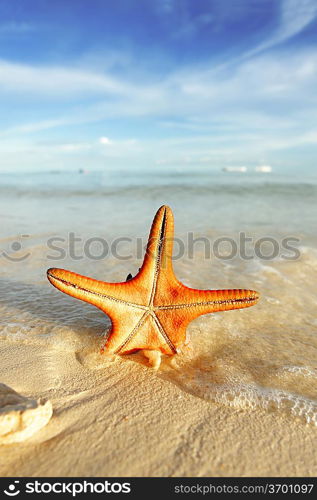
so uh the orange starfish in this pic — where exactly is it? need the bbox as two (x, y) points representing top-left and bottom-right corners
(47, 206), (259, 363)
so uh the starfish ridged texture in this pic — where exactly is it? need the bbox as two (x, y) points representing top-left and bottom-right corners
(47, 205), (259, 356)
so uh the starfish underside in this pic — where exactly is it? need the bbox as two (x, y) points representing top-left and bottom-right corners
(47, 205), (259, 356)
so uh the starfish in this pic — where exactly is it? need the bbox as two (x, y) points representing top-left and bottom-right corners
(47, 205), (259, 364)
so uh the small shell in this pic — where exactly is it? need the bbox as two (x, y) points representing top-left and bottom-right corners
(0, 383), (52, 444)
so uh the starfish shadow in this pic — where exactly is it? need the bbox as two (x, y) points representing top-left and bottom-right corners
(0, 276), (109, 335)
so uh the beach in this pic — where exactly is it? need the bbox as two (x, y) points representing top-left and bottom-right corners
(1, 339), (316, 477)
(0, 171), (317, 476)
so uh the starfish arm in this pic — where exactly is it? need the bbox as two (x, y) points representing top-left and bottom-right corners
(47, 268), (147, 312)
(157, 286), (260, 313)
(138, 205), (178, 304)
(47, 267), (151, 354)
(155, 288), (259, 351)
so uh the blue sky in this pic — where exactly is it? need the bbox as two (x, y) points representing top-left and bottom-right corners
(0, 0), (316, 172)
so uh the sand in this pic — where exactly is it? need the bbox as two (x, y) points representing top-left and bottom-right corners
(0, 338), (316, 477)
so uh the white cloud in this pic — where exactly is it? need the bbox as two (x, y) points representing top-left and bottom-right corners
(99, 137), (112, 145)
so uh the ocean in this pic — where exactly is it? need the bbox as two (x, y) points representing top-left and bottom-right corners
(1, 170), (317, 425)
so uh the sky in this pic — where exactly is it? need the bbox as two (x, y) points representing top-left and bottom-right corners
(0, 0), (316, 173)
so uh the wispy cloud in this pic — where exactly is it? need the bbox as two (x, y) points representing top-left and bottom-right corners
(0, 21), (35, 35)
(155, 0), (175, 15)
(245, 0), (317, 57)
(0, 0), (316, 171)
(1, 47), (317, 149)
(0, 60), (130, 96)
(171, 12), (214, 39)
(56, 142), (92, 152)
(0, 118), (70, 136)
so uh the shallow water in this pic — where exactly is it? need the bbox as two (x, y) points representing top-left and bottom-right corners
(0, 170), (317, 425)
